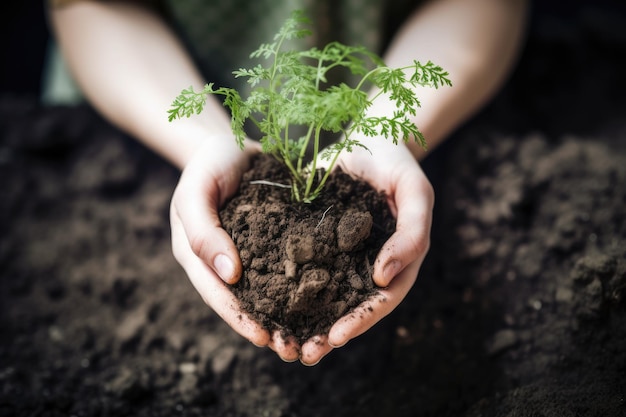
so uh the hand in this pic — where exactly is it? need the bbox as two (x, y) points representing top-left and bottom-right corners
(299, 140), (434, 365)
(170, 137), (304, 361)
(169, 136), (347, 363)
(170, 137), (272, 345)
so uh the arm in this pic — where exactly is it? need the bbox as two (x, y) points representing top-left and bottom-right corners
(358, 0), (529, 282)
(49, 1), (273, 349)
(301, 0), (529, 364)
(377, 0), (529, 160)
(48, 1), (232, 169)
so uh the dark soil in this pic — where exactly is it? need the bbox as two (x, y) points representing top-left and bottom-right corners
(221, 154), (394, 342)
(1, 4), (626, 417)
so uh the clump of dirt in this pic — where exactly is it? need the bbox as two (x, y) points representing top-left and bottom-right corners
(220, 154), (395, 342)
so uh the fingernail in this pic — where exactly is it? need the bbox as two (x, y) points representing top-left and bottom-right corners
(251, 340), (266, 348)
(328, 339), (347, 348)
(382, 259), (401, 285)
(300, 357), (322, 367)
(214, 254), (234, 283)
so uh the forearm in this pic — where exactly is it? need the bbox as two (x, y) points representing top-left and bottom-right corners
(375, 0), (529, 160)
(49, 1), (233, 169)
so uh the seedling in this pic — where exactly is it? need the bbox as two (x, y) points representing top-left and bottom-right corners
(168, 10), (451, 203)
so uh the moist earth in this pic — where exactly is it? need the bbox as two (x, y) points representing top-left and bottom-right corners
(220, 154), (394, 343)
(1, 5), (626, 417)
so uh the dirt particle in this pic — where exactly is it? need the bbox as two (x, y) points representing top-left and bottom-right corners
(178, 362), (197, 375)
(337, 210), (373, 252)
(106, 366), (152, 401)
(396, 326), (409, 338)
(211, 346), (238, 376)
(347, 272), (364, 290)
(288, 268), (331, 312)
(486, 329), (518, 356)
(285, 234), (315, 264)
(284, 259), (298, 280)
(115, 308), (148, 351)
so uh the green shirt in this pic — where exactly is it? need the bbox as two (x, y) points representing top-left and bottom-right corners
(44, 0), (422, 105)
(166, 0), (421, 93)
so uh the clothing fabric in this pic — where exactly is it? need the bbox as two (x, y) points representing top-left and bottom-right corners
(166, 0), (383, 89)
(45, 0), (423, 103)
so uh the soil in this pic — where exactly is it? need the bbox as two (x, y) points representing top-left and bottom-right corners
(220, 154), (394, 343)
(1, 4), (626, 417)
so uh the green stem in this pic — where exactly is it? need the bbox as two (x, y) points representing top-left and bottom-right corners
(310, 131), (348, 199)
(297, 124), (315, 173)
(264, 29), (288, 160)
(354, 64), (414, 94)
(354, 67), (383, 93)
(284, 124), (290, 161)
(303, 125), (322, 201)
(282, 151), (302, 188)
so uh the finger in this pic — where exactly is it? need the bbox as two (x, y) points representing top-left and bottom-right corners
(374, 170), (434, 287)
(172, 162), (243, 284)
(300, 335), (333, 366)
(267, 330), (301, 362)
(328, 259), (420, 348)
(171, 204), (270, 347)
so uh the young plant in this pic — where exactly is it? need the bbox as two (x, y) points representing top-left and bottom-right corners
(168, 10), (451, 203)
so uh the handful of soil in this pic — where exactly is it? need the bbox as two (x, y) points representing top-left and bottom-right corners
(220, 154), (395, 342)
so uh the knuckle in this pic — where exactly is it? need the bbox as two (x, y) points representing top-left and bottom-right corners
(171, 241), (184, 264)
(408, 231), (431, 257)
(189, 233), (210, 261)
(422, 180), (435, 207)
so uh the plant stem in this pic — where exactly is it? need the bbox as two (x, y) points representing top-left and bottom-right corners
(302, 125), (322, 202)
(297, 124), (315, 173)
(310, 135), (346, 199)
(284, 124), (290, 161)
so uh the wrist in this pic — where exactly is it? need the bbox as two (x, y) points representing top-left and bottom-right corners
(169, 125), (240, 170)
(339, 134), (417, 176)
(179, 132), (260, 172)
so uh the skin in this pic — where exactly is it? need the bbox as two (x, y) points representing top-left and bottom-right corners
(49, 0), (528, 365)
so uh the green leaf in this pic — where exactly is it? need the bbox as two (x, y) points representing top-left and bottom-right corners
(167, 85), (209, 122)
(410, 60), (452, 89)
(168, 10), (449, 202)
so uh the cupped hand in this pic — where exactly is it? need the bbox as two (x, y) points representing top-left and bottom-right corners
(170, 136), (432, 365)
(170, 137), (300, 361)
(299, 140), (434, 365)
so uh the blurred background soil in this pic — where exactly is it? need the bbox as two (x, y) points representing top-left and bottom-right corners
(1, 1), (625, 416)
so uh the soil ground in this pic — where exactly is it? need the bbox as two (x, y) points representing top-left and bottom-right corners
(1, 4), (626, 417)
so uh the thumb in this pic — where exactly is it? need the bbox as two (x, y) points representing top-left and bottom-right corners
(373, 179), (433, 287)
(172, 163), (243, 284)
(374, 225), (430, 288)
